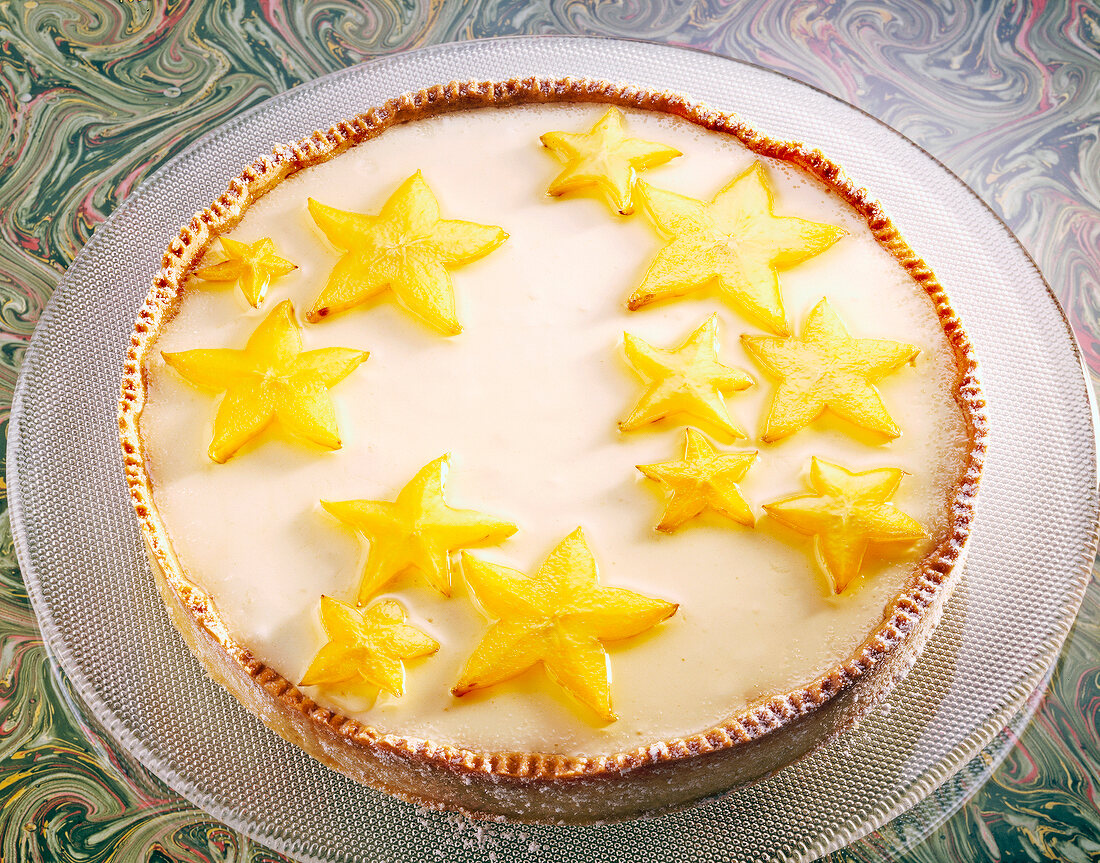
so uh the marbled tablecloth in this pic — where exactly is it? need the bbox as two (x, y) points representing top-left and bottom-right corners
(1, 2), (1097, 861)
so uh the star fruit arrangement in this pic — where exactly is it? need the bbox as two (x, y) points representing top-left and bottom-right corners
(164, 107), (925, 723)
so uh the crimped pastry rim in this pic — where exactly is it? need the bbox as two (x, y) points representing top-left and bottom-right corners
(118, 76), (988, 784)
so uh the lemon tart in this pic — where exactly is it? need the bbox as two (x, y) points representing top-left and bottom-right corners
(119, 78), (986, 824)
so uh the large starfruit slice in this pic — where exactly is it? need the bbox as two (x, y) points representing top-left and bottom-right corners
(306, 172), (507, 335)
(162, 300), (367, 462)
(453, 528), (677, 721)
(742, 298), (919, 442)
(628, 162), (844, 334)
(764, 457), (926, 594)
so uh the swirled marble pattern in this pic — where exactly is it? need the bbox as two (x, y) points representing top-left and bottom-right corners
(0, 1), (1097, 860)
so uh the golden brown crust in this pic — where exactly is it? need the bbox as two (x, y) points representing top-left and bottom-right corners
(118, 77), (987, 824)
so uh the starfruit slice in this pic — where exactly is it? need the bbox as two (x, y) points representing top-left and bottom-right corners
(161, 300), (367, 462)
(742, 298), (919, 442)
(620, 314), (754, 441)
(321, 454), (517, 604)
(764, 457), (926, 594)
(194, 236), (297, 307)
(540, 106), (681, 214)
(628, 162), (845, 334)
(306, 172), (507, 335)
(300, 596), (439, 699)
(453, 528), (678, 722)
(637, 428), (757, 531)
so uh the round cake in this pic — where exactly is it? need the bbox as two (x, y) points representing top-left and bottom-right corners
(118, 78), (986, 824)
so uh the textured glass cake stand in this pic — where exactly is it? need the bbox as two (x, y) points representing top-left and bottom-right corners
(8, 37), (1098, 863)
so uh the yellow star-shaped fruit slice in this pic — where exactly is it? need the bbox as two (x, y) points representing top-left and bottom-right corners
(454, 529), (677, 721)
(620, 314), (754, 441)
(628, 162), (845, 334)
(764, 458), (926, 594)
(742, 298), (920, 442)
(322, 455), (518, 604)
(194, 236), (297, 308)
(637, 428), (758, 532)
(539, 107), (681, 215)
(300, 596), (439, 699)
(306, 171), (507, 335)
(162, 300), (367, 463)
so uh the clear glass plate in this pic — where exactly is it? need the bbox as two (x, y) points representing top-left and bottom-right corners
(8, 36), (1098, 863)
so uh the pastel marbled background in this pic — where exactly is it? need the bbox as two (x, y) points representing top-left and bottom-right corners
(0, 1), (1097, 861)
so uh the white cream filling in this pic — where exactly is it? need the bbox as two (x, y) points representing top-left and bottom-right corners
(139, 104), (968, 755)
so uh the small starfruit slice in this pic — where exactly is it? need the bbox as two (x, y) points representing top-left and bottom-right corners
(300, 596), (439, 699)
(742, 298), (920, 442)
(306, 171), (507, 335)
(620, 314), (754, 441)
(540, 106), (681, 215)
(453, 528), (678, 721)
(194, 236), (297, 307)
(162, 299), (367, 462)
(322, 454), (518, 604)
(628, 162), (845, 334)
(637, 428), (758, 531)
(764, 457), (926, 594)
